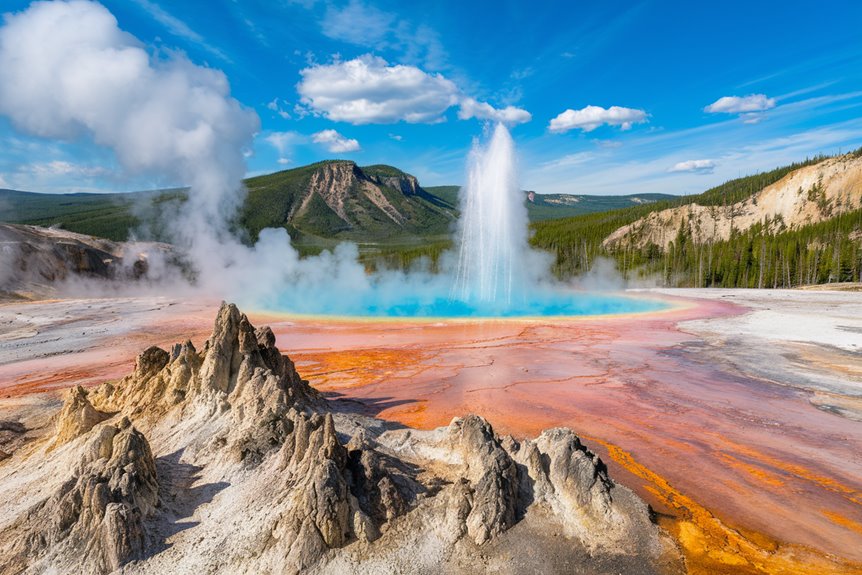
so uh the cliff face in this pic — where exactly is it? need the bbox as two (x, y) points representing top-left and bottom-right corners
(604, 154), (862, 250)
(300, 162), (410, 227)
(0, 303), (682, 575)
(246, 161), (456, 241)
(0, 223), (176, 299)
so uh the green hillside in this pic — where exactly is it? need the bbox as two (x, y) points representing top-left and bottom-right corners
(0, 161), (457, 246)
(240, 161), (457, 254)
(0, 188), (189, 241)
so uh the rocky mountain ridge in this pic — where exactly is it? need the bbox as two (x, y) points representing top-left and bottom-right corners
(241, 161), (456, 242)
(0, 303), (683, 574)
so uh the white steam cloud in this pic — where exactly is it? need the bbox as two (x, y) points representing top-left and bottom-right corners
(0, 0), (268, 296)
(0, 1), (426, 310)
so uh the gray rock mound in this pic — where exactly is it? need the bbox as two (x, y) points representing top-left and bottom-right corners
(0, 417), (158, 575)
(0, 223), (177, 299)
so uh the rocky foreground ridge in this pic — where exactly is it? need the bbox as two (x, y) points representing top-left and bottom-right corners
(0, 303), (683, 574)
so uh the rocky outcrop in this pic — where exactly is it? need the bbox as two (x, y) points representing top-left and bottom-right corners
(0, 303), (683, 574)
(273, 411), (353, 569)
(366, 171), (421, 197)
(53, 386), (112, 446)
(0, 418), (158, 575)
(448, 415), (520, 544)
(509, 428), (623, 549)
(0, 420), (27, 461)
(0, 223), (177, 299)
(604, 154), (862, 250)
(269, 161), (455, 239)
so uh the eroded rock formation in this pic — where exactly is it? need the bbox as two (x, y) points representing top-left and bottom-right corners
(0, 417), (158, 575)
(0, 303), (683, 574)
(0, 223), (177, 299)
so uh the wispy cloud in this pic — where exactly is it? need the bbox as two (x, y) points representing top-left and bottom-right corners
(320, 0), (447, 70)
(21, 160), (111, 178)
(131, 0), (231, 63)
(265, 131), (305, 164)
(540, 152), (596, 170)
(266, 98), (291, 119)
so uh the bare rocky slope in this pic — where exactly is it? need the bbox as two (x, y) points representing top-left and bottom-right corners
(604, 154), (862, 250)
(0, 303), (683, 574)
(0, 223), (177, 299)
(241, 161), (457, 242)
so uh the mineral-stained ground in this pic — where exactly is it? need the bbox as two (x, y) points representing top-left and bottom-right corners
(1, 289), (861, 574)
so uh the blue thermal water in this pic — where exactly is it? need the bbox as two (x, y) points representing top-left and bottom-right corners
(267, 287), (667, 318)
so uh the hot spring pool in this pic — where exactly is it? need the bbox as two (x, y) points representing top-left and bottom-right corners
(263, 289), (668, 319)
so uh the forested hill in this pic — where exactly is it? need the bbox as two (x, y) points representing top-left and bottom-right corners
(530, 149), (862, 287)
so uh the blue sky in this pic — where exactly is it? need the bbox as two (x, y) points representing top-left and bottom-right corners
(1, 0), (862, 195)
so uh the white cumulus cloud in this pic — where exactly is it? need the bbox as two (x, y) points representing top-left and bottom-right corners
(458, 97), (531, 126)
(297, 55), (459, 124)
(704, 94), (776, 114)
(668, 159), (716, 173)
(548, 105), (648, 133)
(297, 55), (530, 126)
(312, 129), (360, 153)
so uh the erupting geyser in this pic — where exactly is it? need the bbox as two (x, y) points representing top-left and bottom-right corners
(262, 123), (666, 318)
(453, 123), (530, 305)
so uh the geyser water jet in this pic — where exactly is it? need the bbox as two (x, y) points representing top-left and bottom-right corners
(453, 123), (530, 305)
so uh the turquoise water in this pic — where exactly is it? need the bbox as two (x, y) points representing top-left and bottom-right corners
(268, 288), (667, 319)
